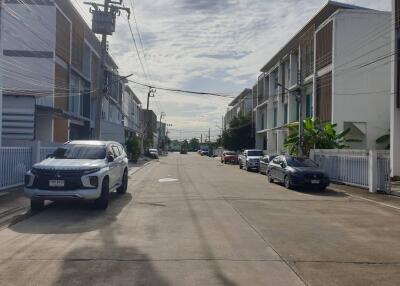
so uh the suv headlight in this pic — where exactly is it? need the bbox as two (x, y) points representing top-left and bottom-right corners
(25, 170), (35, 187)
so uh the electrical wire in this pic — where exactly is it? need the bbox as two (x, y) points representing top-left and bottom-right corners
(128, 79), (235, 98)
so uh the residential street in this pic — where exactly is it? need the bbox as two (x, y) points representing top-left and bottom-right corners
(0, 153), (399, 285)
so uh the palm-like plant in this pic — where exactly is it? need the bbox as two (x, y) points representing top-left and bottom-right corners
(284, 118), (353, 156)
(376, 130), (390, 150)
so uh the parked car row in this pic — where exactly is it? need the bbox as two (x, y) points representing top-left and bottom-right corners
(219, 149), (330, 191)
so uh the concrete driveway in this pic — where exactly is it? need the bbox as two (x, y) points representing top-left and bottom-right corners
(0, 153), (399, 285)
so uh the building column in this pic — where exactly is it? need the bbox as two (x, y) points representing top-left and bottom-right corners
(391, 0), (400, 178)
(0, 0), (3, 146)
(391, 95), (400, 178)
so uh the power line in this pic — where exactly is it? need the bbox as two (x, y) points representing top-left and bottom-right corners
(128, 79), (235, 98)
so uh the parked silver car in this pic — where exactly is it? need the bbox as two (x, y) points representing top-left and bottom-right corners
(24, 141), (129, 210)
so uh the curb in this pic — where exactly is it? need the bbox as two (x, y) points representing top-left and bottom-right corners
(328, 186), (400, 212)
(128, 161), (152, 176)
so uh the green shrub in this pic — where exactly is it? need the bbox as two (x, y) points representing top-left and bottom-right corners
(126, 137), (141, 162)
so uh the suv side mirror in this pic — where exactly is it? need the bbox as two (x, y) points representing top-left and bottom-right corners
(107, 154), (114, 162)
(280, 162), (286, 168)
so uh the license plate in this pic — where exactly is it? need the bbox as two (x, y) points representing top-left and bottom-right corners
(49, 180), (65, 187)
(311, 180), (320, 184)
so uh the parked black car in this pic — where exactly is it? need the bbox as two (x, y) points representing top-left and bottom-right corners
(259, 155), (277, 175)
(267, 155), (330, 190)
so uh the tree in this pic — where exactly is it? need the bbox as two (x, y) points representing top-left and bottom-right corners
(284, 117), (354, 156)
(125, 136), (141, 163)
(222, 112), (254, 151)
(189, 137), (200, 151)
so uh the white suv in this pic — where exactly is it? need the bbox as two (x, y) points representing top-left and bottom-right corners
(24, 141), (129, 210)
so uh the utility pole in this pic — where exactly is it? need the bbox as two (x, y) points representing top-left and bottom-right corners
(146, 87), (156, 110)
(297, 69), (304, 156)
(85, 0), (130, 139)
(208, 128), (211, 143)
(276, 78), (303, 156)
(200, 134), (202, 144)
(158, 112), (165, 150)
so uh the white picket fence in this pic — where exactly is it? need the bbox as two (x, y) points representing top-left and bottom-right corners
(310, 149), (391, 193)
(0, 142), (59, 191)
(0, 147), (32, 190)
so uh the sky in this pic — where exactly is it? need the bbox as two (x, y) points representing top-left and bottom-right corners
(73, 0), (391, 141)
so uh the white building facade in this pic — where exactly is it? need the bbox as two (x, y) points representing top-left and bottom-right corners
(122, 85), (142, 140)
(0, 0), (127, 145)
(254, 2), (391, 154)
(224, 88), (252, 130)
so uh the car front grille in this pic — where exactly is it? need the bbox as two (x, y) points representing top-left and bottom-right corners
(32, 169), (85, 191)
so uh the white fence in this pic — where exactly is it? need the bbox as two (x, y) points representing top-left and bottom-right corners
(310, 149), (391, 193)
(0, 147), (32, 190)
(0, 142), (60, 191)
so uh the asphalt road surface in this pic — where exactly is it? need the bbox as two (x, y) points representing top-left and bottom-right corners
(0, 153), (399, 285)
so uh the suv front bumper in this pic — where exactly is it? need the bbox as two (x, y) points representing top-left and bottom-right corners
(24, 187), (101, 201)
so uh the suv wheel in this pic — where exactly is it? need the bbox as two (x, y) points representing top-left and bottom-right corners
(268, 173), (274, 183)
(94, 178), (110, 210)
(284, 176), (292, 190)
(117, 170), (128, 195)
(30, 199), (44, 210)
(239, 162), (243, 169)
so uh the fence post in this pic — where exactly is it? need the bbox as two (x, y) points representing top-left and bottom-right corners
(369, 150), (378, 193)
(309, 149), (315, 161)
(32, 140), (41, 165)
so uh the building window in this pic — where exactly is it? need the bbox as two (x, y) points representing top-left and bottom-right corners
(273, 103), (278, 127)
(69, 73), (80, 115)
(306, 94), (312, 118)
(261, 113), (265, 130)
(284, 103), (288, 124)
(273, 70), (279, 96)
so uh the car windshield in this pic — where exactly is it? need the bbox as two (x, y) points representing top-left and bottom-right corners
(286, 157), (318, 168)
(226, 152), (236, 155)
(149, 149), (158, 152)
(52, 145), (106, 160)
(247, 151), (263, 156)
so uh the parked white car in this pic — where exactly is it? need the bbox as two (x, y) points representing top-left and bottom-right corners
(24, 141), (129, 210)
(148, 148), (159, 159)
(238, 149), (264, 172)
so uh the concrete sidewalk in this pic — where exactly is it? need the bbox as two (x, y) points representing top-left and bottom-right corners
(0, 187), (30, 229)
(328, 183), (400, 211)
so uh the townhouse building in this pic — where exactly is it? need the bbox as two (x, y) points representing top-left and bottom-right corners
(253, 1), (391, 154)
(223, 88), (252, 130)
(122, 84), (143, 141)
(392, 0), (400, 179)
(0, 0), (126, 145)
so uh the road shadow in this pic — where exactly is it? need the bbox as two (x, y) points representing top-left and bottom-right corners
(9, 192), (133, 234)
(51, 210), (170, 286)
(52, 246), (170, 286)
